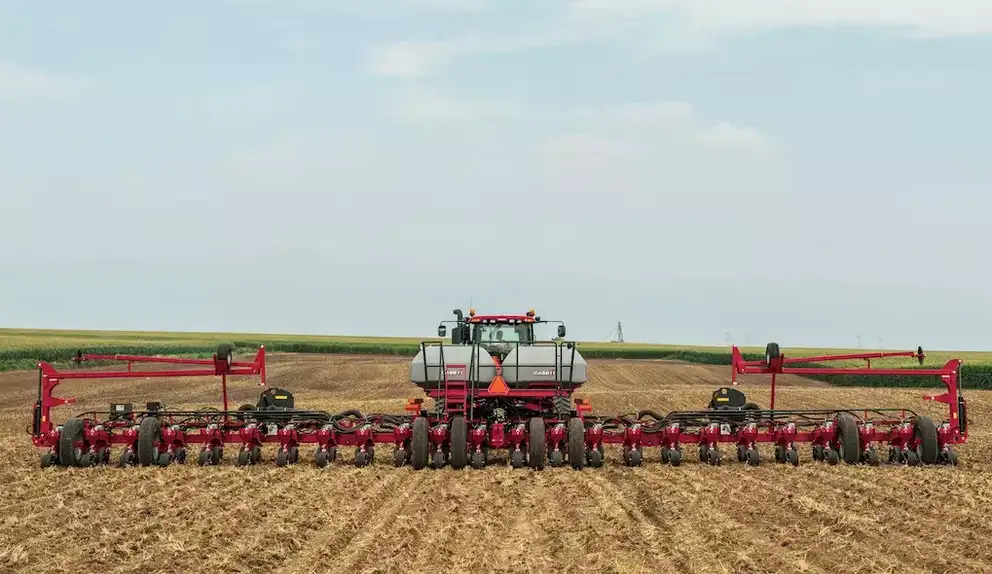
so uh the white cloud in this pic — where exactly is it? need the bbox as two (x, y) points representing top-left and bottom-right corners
(0, 63), (78, 101)
(385, 87), (525, 122)
(539, 134), (644, 158)
(366, 42), (454, 77)
(567, 0), (992, 39)
(538, 100), (774, 168)
(567, 101), (696, 125)
(694, 123), (768, 152)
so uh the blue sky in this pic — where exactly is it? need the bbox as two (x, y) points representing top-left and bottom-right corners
(2, 1), (991, 350)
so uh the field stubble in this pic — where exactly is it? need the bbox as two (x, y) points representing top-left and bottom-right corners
(0, 353), (990, 574)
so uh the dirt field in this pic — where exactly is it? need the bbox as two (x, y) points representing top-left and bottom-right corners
(1, 353), (990, 574)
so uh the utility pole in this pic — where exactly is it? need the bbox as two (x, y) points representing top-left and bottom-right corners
(611, 321), (625, 343)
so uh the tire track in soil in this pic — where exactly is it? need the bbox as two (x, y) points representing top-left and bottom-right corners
(768, 465), (992, 572)
(632, 468), (831, 574)
(726, 466), (991, 574)
(725, 468), (913, 573)
(273, 469), (423, 574)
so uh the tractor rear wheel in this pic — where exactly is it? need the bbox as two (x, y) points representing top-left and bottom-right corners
(835, 413), (861, 464)
(137, 416), (163, 466)
(913, 415), (939, 464)
(449, 416), (468, 470)
(567, 417), (585, 470)
(411, 417), (429, 470)
(528, 417), (546, 470)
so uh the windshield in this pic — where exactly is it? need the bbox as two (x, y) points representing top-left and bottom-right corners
(473, 323), (533, 344)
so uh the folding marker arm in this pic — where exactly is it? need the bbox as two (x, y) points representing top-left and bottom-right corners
(729, 344), (966, 440)
(31, 346), (266, 440)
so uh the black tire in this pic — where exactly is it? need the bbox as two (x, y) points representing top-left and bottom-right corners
(669, 448), (682, 467)
(411, 417), (429, 470)
(217, 343), (234, 366)
(835, 413), (861, 464)
(913, 415), (939, 464)
(528, 417), (546, 470)
(449, 416), (468, 470)
(58, 418), (85, 467)
(137, 416), (162, 466)
(567, 417), (585, 470)
(746, 448), (760, 466)
(765, 342), (781, 363)
(786, 446), (799, 467)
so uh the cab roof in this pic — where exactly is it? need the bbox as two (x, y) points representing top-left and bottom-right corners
(466, 308), (538, 323)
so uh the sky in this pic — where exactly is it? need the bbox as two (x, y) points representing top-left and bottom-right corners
(1, 1), (991, 351)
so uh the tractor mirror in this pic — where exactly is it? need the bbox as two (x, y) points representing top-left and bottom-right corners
(438, 325), (447, 337)
(558, 325), (566, 338)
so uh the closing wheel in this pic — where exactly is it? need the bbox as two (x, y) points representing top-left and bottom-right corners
(812, 444), (825, 461)
(589, 448), (604, 468)
(835, 413), (861, 464)
(913, 415), (939, 464)
(276, 449), (288, 467)
(746, 447), (760, 466)
(864, 447), (880, 466)
(825, 447), (839, 465)
(137, 416), (163, 467)
(315, 448), (329, 468)
(668, 448), (682, 467)
(471, 449), (486, 469)
(40, 452), (54, 468)
(411, 417), (429, 470)
(707, 447), (721, 466)
(449, 416), (468, 470)
(58, 418), (86, 467)
(567, 417), (585, 470)
(944, 446), (959, 466)
(528, 417), (546, 470)
(549, 449), (565, 467)
(393, 447), (406, 467)
(355, 448), (370, 467)
(198, 449), (210, 466)
(510, 449), (525, 469)
(906, 449), (920, 466)
(786, 446), (800, 466)
(775, 445), (786, 463)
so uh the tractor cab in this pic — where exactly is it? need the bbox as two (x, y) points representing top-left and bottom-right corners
(437, 308), (567, 360)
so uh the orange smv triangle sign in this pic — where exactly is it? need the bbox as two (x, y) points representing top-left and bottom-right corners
(487, 375), (509, 395)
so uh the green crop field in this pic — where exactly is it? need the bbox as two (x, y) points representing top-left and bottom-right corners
(2, 327), (991, 387)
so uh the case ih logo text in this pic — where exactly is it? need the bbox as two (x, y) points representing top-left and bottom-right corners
(532, 369), (555, 377)
(445, 368), (465, 377)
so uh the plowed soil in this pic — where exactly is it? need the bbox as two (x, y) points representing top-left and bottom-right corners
(1, 353), (989, 574)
